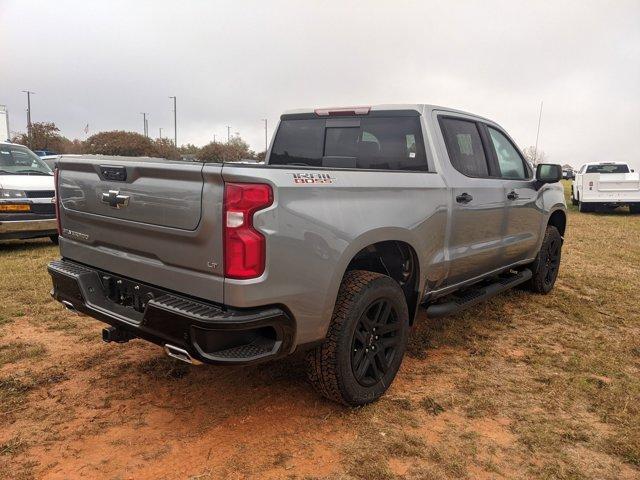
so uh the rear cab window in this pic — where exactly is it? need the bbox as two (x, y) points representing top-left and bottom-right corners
(585, 164), (630, 174)
(269, 113), (429, 171)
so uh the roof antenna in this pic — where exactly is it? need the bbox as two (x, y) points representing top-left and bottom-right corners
(533, 101), (544, 164)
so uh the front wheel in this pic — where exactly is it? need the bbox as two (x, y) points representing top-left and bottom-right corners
(570, 188), (579, 206)
(527, 225), (562, 294)
(306, 270), (409, 406)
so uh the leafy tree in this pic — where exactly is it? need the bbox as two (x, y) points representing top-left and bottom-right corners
(197, 137), (255, 163)
(84, 130), (158, 157)
(11, 122), (68, 152)
(196, 141), (226, 162)
(153, 138), (180, 160)
(178, 143), (200, 155)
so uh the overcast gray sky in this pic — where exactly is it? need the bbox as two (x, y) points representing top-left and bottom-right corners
(1, 0), (639, 167)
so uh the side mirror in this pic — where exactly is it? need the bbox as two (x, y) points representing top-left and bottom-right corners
(536, 163), (562, 184)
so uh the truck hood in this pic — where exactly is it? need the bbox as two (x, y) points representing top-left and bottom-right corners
(0, 174), (55, 191)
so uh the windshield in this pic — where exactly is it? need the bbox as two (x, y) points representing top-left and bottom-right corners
(586, 164), (630, 174)
(0, 145), (53, 175)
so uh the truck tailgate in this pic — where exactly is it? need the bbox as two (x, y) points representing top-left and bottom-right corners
(57, 157), (225, 303)
(596, 173), (640, 191)
(582, 172), (640, 201)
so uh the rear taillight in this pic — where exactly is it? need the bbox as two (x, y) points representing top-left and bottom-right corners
(223, 183), (273, 279)
(54, 167), (62, 235)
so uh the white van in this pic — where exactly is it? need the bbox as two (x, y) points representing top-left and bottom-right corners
(0, 142), (58, 243)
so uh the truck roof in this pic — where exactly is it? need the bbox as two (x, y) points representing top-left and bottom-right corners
(581, 161), (629, 166)
(281, 104), (493, 123)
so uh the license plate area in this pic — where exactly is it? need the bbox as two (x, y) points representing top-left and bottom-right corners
(99, 274), (166, 314)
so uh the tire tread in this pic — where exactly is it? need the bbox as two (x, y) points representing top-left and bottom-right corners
(306, 270), (388, 405)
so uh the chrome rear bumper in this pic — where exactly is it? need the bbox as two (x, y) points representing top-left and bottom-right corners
(0, 218), (57, 236)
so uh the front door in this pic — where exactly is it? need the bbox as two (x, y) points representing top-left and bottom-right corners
(484, 126), (542, 264)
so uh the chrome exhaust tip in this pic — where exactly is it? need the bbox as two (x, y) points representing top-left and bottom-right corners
(61, 300), (79, 315)
(164, 344), (201, 365)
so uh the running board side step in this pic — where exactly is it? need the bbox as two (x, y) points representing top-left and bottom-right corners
(425, 269), (532, 318)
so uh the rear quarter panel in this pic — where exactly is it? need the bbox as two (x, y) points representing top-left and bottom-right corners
(221, 165), (448, 347)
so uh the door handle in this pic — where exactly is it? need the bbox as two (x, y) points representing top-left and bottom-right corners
(507, 190), (519, 200)
(456, 192), (473, 204)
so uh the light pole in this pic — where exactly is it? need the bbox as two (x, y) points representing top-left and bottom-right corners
(169, 96), (177, 146)
(140, 112), (148, 137)
(262, 118), (268, 152)
(22, 90), (34, 140)
(159, 127), (163, 139)
(226, 125), (231, 143)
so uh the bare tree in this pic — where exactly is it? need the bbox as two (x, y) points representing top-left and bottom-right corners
(522, 145), (548, 166)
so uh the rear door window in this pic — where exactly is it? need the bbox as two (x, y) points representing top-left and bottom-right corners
(439, 118), (489, 177)
(269, 116), (428, 171)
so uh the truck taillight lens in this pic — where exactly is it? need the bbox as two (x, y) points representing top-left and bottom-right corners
(223, 183), (273, 279)
(54, 168), (62, 235)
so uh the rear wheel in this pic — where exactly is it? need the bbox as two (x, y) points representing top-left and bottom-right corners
(527, 225), (562, 294)
(49, 234), (59, 245)
(306, 270), (409, 406)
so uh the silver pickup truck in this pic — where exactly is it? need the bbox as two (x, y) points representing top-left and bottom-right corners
(48, 104), (566, 405)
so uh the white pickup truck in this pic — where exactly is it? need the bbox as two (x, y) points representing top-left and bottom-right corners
(571, 162), (640, 213)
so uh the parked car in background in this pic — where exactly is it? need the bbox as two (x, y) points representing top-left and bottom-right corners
(41, 155), (61, 170)
(562, 169), (574, 180)
(48, 104), (566, 405)
(0, 142), (58, 243)
(571, 162), (640, 213)
(33, 149), (58, 157)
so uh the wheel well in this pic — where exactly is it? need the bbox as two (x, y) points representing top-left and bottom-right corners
(345, 241), (420, 323)
(548, 210), (566, 238)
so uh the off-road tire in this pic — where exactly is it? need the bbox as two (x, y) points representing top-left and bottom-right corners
(306, 270), (409, 406)
(527, 225), (562, 294)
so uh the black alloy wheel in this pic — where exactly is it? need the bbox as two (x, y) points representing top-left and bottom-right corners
(350, 298), (401, 387)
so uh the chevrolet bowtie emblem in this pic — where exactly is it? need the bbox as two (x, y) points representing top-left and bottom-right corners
(101, 190), (130, 209)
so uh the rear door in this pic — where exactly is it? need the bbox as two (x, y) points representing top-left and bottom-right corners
(58, 156), (226, 303)
(484, 125), (542, 264)
(437, 115), (507, 285)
